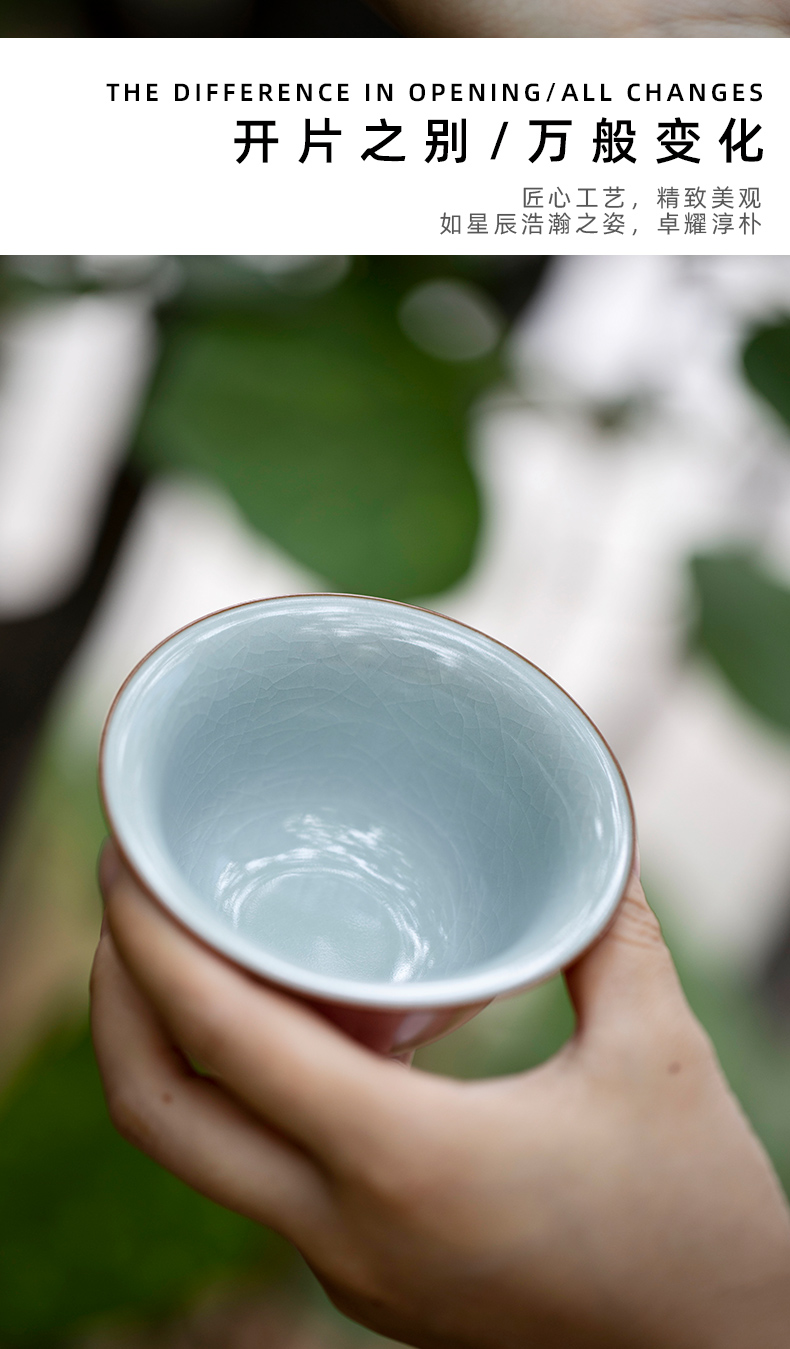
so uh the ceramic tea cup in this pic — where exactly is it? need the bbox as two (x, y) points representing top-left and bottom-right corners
(100, 594), (635, 1056)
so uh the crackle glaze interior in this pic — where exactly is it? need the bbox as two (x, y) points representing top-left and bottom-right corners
(101, 596), (633, 1008)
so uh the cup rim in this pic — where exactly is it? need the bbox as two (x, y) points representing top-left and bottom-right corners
(99, 592), (636, 1010)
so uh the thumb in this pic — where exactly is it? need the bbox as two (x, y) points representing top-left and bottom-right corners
(564, 871), (696, 1055)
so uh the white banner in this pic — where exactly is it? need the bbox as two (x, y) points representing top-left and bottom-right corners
(0, 37), (783, 253)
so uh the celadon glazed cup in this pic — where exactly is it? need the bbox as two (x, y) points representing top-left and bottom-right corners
(100, 594), (635, 1056)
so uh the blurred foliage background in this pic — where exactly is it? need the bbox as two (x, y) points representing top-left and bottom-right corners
(0, 254), (790, 1349)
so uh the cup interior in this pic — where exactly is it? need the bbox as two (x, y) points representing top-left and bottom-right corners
(101, 596), (633, 1007)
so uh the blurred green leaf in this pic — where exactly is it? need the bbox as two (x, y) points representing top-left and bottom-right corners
(743, 319), (790, 434)
(166, 256), (543, 322)
(690, 550), (790, 734)
(0, 1024), (286, 1345)
(136, 266), (501, 599)
(416, 976), (574, 1080)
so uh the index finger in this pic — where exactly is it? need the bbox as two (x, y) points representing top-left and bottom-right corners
(103, 859), (432, 1170)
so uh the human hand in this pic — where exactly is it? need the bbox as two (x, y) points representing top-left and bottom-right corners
(365, 0), (788, 38)
(91, 845), (790, 1349)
